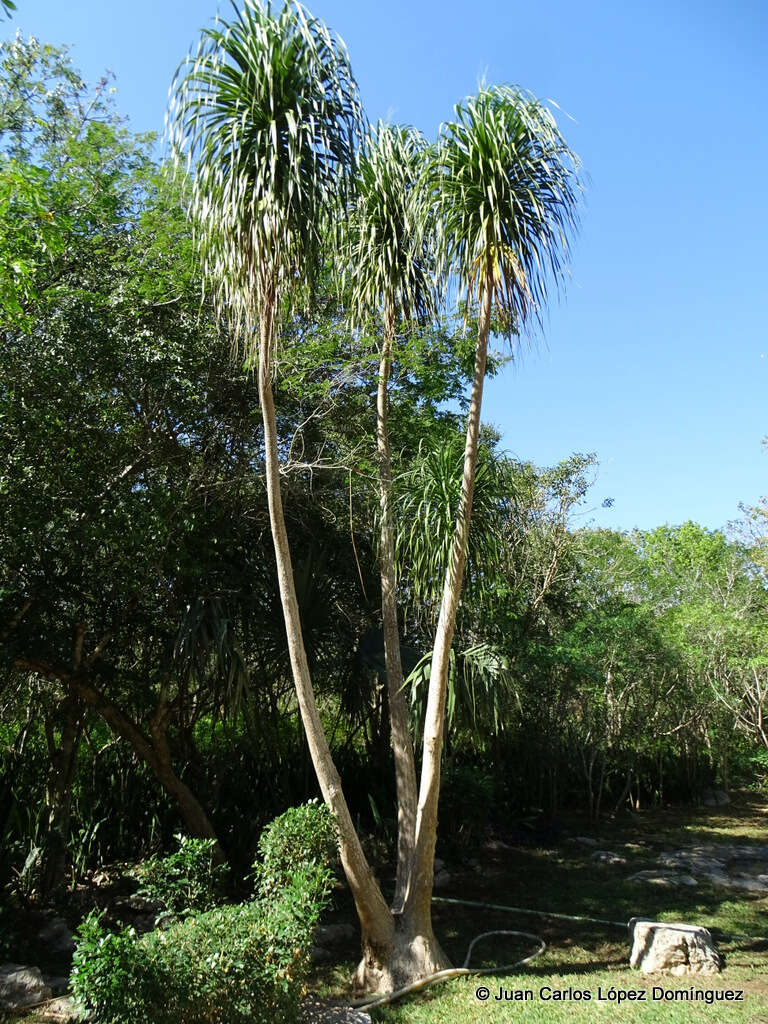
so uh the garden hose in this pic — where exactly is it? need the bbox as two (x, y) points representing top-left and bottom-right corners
(433, 895), (768, 945)
(350, 923), (546, 1010)
(349, 893), (768, 1011)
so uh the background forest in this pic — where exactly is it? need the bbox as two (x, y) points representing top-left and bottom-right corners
(1, 32), (766, 909)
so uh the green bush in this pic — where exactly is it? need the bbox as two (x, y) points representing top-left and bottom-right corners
(134, 834), (228, 916)
(72, 867), (333, 1024)
(71, 804), (337, 1024)
(254, 798), (337, 898)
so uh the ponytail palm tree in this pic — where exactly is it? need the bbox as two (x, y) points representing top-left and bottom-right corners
(407, 86), (581, 929)
(168, 0), (400, 983)
(344, 123), (441, 921)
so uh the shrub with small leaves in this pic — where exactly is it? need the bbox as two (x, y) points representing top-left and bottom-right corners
(70, 806), (337, 1024)
(255, 799), (338, 899)
(135, 834), (227, 917)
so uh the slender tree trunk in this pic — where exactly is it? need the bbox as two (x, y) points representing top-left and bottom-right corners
(42, 694), (85, 892)
(15, 658), (224, 863)
(405, 265), (494, 937)
(256, 299), (403, 984)
(377, 308), (419, 914)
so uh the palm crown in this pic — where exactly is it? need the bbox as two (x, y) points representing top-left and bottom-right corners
(344, 121), (437, 329)
(434, 84), (581, 333)
(168, 0), (363, 341)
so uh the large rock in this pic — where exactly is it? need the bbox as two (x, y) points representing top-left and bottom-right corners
(315, 923), (356, 944)
(0, 964), (53, 1010)
(655, 844), (768, 892)
(629, 919), (721, 976)
(659, 851), (726, 874)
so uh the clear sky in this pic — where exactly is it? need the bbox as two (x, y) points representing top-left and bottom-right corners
(7, 0), (767, 533)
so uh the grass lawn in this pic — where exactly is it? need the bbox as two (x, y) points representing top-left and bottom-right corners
(315, 795), (768, 1024)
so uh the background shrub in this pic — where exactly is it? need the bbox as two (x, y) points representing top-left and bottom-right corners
(438, 764), (494, 853)
(134, 834), (228, 917)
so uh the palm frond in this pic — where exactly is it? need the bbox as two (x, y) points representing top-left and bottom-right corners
(395, 433), (505, 618)
(343, 121), (438, 328)
(167, 0), (363, 348)
(432, 85), (582, 335)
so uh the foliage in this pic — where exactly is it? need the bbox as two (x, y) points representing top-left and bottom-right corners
(71, 803), (337, 1024)
(71, 884), (319, 1024)
(432, 84), (581, 334)
(168, 0), (363, 339)
(343, 120), (437, 327)
(438, 764), (494, 852)
(254, 798), (338, 898)
(135, 835), (229, 917)
(395, 432), (506, 618)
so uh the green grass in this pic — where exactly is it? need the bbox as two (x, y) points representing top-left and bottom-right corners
(314, 795), (768, 1024)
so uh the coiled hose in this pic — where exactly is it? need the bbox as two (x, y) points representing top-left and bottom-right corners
(351, 921), (546, 1010)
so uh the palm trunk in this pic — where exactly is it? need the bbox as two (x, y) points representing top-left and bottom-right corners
(256, 299), (396, 975)
(377, 309), (419, 914)
(406, 265), (494, 931)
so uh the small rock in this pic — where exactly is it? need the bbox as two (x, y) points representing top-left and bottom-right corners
(628, 870), (697, 887)
(591, 850), (627, 865)
(301, 997), (372, 1023)
(37, 995), (79, 1022)
(310, 946), (333, 965)
(629, 918), (721, 975)
(700, 789), (730, 807)
(38, 917), (75, 956)
(484, 838), (511, 852)
(315, 923), (356, 944)
(0, 964), (53, 1011)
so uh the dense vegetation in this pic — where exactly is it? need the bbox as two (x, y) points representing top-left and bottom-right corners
(0, 11), (766, 1016)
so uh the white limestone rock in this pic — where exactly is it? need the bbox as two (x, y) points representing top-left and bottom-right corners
(591, 850), (627, 865)
(629, 919), (721, 976)
(0, 964), (53, 1010)
(628, 870), (697, 887)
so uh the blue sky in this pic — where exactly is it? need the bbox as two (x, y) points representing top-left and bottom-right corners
(7, 0), (767, 533)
